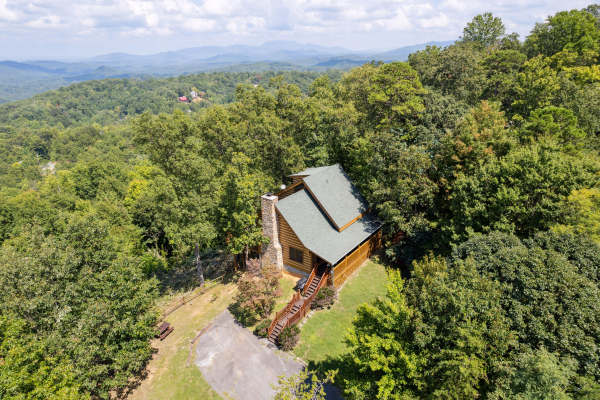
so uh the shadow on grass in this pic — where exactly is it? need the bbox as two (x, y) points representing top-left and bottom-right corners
(111, 354), (154, 399)
(302, 353), (359, 400)
(227, 300), (260, 328)
(222, 271), (243, 285)
(371, 249), (411, 280)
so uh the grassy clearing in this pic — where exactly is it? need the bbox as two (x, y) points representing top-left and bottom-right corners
(128, 277), (238, 400)
(128, 270), (300, 400)
(293, 256), (388, 367)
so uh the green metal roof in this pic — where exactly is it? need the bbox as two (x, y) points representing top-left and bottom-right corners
(302, 164), (369, 229)
(276, 186), (382, 265)
(288, 166), (332, 177)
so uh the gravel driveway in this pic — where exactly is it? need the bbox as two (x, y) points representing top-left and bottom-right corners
(195, 310), (304, 399)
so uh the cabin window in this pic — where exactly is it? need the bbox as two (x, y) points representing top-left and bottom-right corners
(289, 247), (304, 263)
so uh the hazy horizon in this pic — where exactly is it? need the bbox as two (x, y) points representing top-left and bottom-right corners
(0, 0), (595, 61)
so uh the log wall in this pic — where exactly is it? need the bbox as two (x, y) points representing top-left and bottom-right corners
(276, 211), (313, 273)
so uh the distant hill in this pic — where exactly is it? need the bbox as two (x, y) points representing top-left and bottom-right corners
(0, 61), (61, 74)
(314, 59), (366, 67)
(383, 40), (455, 56)
(0, 39), (457, 104)
(62, 66), (141, 82)
(90, 41), (355, 64)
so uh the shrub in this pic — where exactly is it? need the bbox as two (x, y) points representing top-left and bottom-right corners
(255, 319), (271, 338)
(312, 286), (337, 310)
(246, 257), (261, 276)
(233, 264), (282, 324)
(279, 325), (300, 351)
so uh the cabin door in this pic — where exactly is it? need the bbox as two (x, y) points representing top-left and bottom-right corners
(313, 255), (327, 276)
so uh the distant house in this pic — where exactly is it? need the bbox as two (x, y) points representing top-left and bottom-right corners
(178, 96), (189, 103)
(190, 90), (198, 98)
(262, 164), (382, 343)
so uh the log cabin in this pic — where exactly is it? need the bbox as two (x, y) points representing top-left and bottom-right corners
(261, 163), (383, 282)
(261, 164), (383, 343)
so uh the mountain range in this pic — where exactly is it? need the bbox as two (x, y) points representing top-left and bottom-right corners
(0, 39), (455, 104)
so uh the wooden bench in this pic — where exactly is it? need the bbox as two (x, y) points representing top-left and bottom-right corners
(156, 322), (174, 340)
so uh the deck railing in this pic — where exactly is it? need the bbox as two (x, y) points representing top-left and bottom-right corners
(268, 268), (332, 340)
(333, 231), (381, 287)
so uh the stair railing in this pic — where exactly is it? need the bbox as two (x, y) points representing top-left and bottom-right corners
(303, 268), (316, 296)
(268, 290), (301, 337)
(281, 268), (331, 331)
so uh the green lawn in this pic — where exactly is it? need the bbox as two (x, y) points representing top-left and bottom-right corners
(293, 256), (388, 364)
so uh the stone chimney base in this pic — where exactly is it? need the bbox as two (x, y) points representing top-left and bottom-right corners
(260, 194), (284, 269)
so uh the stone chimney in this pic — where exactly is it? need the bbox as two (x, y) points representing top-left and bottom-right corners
(261, 193), (284, 269)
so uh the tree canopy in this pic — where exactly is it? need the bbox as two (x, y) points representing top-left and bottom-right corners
(2, 5), (600, 398)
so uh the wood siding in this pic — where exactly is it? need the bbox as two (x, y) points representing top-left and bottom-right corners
(276, 210), (312, 273)
(333, 230), (381, 287)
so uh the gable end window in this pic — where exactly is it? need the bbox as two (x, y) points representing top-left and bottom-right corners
(290, 247), (304, 263)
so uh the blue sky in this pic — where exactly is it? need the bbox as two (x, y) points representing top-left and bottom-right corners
(0, 0), (594, 60)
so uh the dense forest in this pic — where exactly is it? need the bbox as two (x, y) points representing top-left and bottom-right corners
(2, 4), (600, 400)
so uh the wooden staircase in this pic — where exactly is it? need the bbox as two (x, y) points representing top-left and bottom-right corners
(268, 298), (301, 344)
(303, 273), (321, 299)
(267, 268), (330, 345)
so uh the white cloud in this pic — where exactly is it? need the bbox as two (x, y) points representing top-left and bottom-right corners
(0, 0), (595, 58)
(0, 0), (18, 21)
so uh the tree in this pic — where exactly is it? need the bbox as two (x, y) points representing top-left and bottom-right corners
(524, 9), (600, 59)
(461, 13), (507, 52)
(358, 133), (436, 264)
(481, 50), (527, 107)
(337, 61), (383, 131)
(518, 106), (586, 152)
(407, 88), (470, 148)
(551, 188), (600, 243)
(446, 144), (600, 243)
(434, 101), (514, 196)
(0, 316), (89, 400)
(406, 45), (442, 83)
(489, 348), (575, 400)
(344, 255), (515, 399)
(0, 215), (159, 398)
(366, 62), (426, 130)
(271, 370), (337, 400)
(344, 269), (419, 399)
(452, 231), (600, 377)
(133, 109), (218, 259)
(512, 56), (560, 119)
(409, 42), (487, 105)
(303, 75), (362, 168)
(219, 152), (270, 264)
